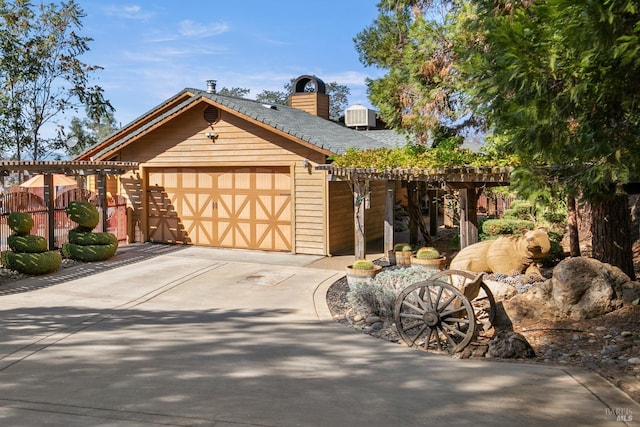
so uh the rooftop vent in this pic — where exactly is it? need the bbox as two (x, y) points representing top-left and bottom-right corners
(345, 105), (376, 129)
(206, 79), (217, 94)
(203, 106), (220, 125)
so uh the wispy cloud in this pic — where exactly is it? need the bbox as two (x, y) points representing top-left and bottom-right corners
(178, 20), (230, 38)
(144, 20), (230, 43)
(103, 4), (154, 21)
(325, 71), (381, 86)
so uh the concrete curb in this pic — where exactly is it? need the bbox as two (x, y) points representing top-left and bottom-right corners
(313, 271), (344, 321)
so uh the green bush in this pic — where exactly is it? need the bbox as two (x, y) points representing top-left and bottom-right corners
(503, 200), (535, 221)
(7, 234), (47, 253)
(66, 201), (100, 229)
(1, 250), (61, 275)
(542, 211), (567, 226)
(62, 241), (118, 262)
(8, 212), (34, 234)
(351, 259), (374, 270)
(69, 230), (117, 246)
(482, 218), (535, 236)
(415, 247), (440, 259)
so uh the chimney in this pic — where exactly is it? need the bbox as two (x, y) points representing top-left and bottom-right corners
(289, 75), (329, 119)
(206, 79), (217, 94)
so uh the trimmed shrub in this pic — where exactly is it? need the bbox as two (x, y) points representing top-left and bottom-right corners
(7, 234), (47, 253)
(1, 250), (61, 275)
(64, 201), (118, 262)
(415, 247), (440, 259)
(351, 259), (374, 270)
(482, 218), (535, 236)
(503, 200), (535, 220)
(62, 241), (118, 262)
(8, 212), (34, 234)
(69, 230), (117, 246)
(66, 201), (100, 229)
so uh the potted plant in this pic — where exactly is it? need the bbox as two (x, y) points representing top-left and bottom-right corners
(394, 243), (412, 266)
(411, 246), (447, 271)
(345, 259), (382, 288)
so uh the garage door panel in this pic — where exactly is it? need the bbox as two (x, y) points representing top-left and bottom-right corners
(236, 195), (251, 220)
(147, 167), (291, 251)
(149, 216), (187, 244)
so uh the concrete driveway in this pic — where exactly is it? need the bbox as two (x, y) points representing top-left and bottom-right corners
(0, 244), (637, 426)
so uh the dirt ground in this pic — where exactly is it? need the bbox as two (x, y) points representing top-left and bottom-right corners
(325, 229), (640, 404)
(326, 276), (640, 404)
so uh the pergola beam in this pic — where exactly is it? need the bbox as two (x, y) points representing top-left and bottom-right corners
(317, 165), (512, 260)
(0, 160), (138, 176)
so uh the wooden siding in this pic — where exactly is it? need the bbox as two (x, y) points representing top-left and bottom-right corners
(113, 103), (328, 255)
(120, 108), (324, 166)
(294, 163), (326, 255)
(289, 93), (329, 119)
(328, 180), (386, 255)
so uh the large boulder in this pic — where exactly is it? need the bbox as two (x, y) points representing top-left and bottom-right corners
(550, 257), (625, 319)
(502, 279), (555, 322)
(486, 330), (536, 359)
(504, 257), (627, 321)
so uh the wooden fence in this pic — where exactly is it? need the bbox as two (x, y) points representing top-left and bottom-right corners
(0, 187), (127, 252)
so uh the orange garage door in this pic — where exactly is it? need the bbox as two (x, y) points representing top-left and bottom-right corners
(147, 167), (292, 251)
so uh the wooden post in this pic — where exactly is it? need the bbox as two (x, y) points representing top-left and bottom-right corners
(458, 187), (480, 249)
(384, 180), (395, 256)
(428, 189), (438, 237)
(97, 173), (109, 233)
(44, 174), (56, 250)
(407, 181), (419, 246)
(353, 178), (366, 260)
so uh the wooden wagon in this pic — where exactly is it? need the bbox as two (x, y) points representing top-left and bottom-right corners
(393, 270), (497, 354)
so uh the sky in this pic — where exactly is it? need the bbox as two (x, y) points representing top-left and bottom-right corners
(75, 1), (385, 128)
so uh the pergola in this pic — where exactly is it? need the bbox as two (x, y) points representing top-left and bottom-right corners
(317, 164), (513, 259)
(0, 160), (139, 249)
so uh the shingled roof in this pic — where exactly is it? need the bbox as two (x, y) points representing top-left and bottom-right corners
(82, 88), (393, 160)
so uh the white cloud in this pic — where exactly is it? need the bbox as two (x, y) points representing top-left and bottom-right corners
(144, 20), (230, 43)
(324, 70), (380, 87)
(178, 20), (230, 39)
(103, 4), (154, 21)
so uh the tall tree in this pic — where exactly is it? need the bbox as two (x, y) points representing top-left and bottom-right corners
(217, 86), (251, 98)
(456, 0), (640, 278)
(63, 108), (119, 157)
(255, 78), (351, 121)
(354, 1), (469, 143)
(0, 0), (112, 160)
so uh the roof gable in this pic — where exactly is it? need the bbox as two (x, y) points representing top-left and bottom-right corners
(77, 89), (393, 161)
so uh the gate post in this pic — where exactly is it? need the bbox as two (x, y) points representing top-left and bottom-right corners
(384, 180), (395, 257)
(44, 174), (56, 249)
(97, 174), (108, 232)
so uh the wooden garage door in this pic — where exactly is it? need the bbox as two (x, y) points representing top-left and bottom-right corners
(147, 167), (292, 251)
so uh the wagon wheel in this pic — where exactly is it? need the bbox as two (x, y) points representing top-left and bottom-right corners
(429, 269), (496, 330)
(394, 280), (476, 354)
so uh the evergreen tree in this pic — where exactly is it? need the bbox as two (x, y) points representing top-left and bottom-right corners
(456, 0), (640, 277)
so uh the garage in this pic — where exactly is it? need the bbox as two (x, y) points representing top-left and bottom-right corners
(78, 79), (390, 255)
(147, 166), (292, 251)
